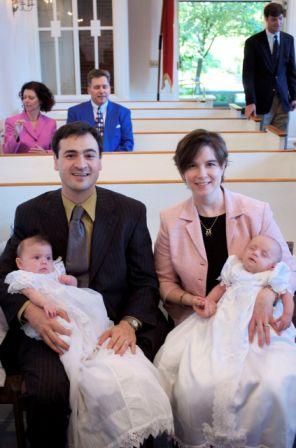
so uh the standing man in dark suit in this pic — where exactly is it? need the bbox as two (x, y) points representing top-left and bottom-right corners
(0, 122), (168, 447)
(243, 2), (296, 133)
(67, 69), (134, 151)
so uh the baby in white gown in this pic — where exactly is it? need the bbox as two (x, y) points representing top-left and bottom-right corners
(5, 235), (173, 448)
(155, 235), (296, 448)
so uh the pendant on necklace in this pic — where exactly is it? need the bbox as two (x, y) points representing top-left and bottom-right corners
(205, 229), (212, 237)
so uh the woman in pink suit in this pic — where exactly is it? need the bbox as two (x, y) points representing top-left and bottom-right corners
(3, 81), (56, 154)
(154, 129), (296, 447)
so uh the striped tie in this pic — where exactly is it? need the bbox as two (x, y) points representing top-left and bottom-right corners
(97, 107), (104, 138)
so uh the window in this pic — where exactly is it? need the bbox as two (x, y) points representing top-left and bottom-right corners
(178, 1), (265, 105)
(37, 0), (114, 95)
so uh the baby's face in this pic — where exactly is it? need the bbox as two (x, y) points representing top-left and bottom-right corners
(242, 236), (278, 274)
(17, 242), (54, 274)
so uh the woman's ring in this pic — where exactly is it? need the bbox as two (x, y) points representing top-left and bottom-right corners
(263, 323), (270, 328)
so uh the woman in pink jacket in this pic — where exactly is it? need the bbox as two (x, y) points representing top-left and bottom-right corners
(154, 129), (296, 447)
(3, 81), (56, 154)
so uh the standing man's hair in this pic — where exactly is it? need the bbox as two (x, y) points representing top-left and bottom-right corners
(263, 2), (285, 18)
(87, 69), (111, 85)
(51, 122), (102, 157)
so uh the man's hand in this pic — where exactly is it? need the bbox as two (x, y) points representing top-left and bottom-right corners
(248, 287), (277, 347)
(291, 100), (296, 110)
(98, 320), (136, 356)
(24, 303), (71, 354)
(245, 103), (256, 119)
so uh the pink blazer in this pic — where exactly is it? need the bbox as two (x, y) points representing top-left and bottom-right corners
(3, 112), (57, 154)
(154, 188), (296, 324)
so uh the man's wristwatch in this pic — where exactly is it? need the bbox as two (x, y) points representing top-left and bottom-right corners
(122, 316), (142, 332)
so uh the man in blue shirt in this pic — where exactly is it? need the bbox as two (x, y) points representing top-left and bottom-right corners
(67, 69), (134, 151)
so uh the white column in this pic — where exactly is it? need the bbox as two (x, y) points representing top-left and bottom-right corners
(112, 0), (130, 99)
(286, 0), (296, 146)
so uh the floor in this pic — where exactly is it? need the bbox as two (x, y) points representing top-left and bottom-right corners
(0, 404), (21, 448)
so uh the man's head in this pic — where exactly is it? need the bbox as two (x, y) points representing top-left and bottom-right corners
(242, 235), (282, 274)
(87, 68), (111, 106)
(52, 122), (102, 203)
(16, 235), (54, 274)
(264, 2), (285, 34)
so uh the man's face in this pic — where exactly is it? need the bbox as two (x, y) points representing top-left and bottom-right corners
(54, 133), (102, 203)
(265, 14), (284, 34)
(87, 76), (111, 106)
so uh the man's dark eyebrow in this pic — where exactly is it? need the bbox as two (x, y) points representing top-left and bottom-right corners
(63, 148), (99, 154)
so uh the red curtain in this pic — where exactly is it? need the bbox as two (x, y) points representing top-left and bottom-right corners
(161, 0), (174, 89)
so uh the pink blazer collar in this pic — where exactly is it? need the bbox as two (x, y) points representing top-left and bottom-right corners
(178, 187), (247, 260)
(21, 112), (47, 140)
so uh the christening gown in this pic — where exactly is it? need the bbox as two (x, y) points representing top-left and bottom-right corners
(5, 264), (173, 448)
(154, 255), (296, 448)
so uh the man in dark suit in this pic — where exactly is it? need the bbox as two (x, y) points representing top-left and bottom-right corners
(243, 2), (296, 133)
(0, 122), (168, 447)
(67, 69), (134, 151)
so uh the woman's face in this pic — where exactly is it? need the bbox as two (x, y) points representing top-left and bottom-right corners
(183, 145), (225, 202)
(22, 89), (40, 114)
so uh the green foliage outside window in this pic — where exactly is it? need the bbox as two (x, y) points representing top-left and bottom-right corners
(178, 1), (264, 103)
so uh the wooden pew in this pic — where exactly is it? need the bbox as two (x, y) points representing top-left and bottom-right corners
(46, 107), (241, 120)
(52, 99), (215, 111)
(53, 117), (260, 132)
(0, 150), (294, 185)
(133, 127), (285, 152)
(0, 151), (295, 245)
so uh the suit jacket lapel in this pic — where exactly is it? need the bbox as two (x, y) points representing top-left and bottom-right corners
(89, 187), (118, 282)
(276, 31), (284, 74)
(224, 188), (243, 253)
(42, 190), (69, 260)
(259, 31), (274, 73)
(104, 102), (115, 150)
(181, 198), (207, 261)
(86, 101), (97, 126)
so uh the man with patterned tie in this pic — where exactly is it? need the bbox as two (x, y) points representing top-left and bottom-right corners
(0, 122), (169, 447)
(243, 2), (296, 133)
(67, 69), (134, 152)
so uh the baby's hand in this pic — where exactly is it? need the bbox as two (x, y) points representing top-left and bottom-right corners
(274, 313), (292, 332)
(44, 302), (58, 318)
(59, 274), (77, 287)
(192, 296), (206, 308)
(193, 299), (216, 318)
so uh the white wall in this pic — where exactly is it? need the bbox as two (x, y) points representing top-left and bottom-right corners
(128, 0), (178, 100)
(0, 1), (40, 119)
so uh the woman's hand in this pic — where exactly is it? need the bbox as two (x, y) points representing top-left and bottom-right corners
(29, 145), (47, 153)
(14, 119), (24, 139)
(249, 287), (277, 347)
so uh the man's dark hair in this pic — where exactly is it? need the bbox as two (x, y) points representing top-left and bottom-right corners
(264, 2), (285, 18)
(17, 234), (52, 257)
(19, 81), (55, 112)
(51, 122), (102, 157)
(87, 69), (111, 85)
